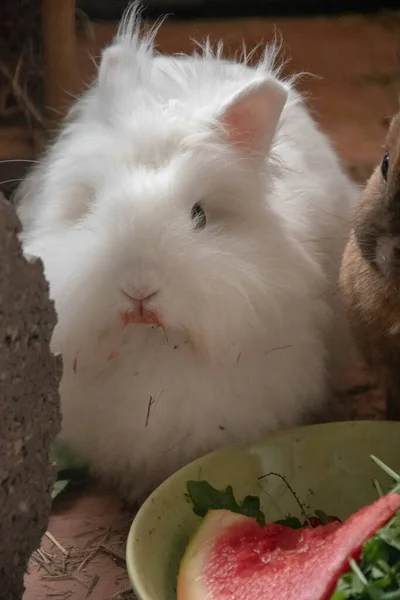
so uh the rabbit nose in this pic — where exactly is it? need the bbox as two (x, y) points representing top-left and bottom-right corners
(137, 291), (158, 302)
(122, 289), (159, 303)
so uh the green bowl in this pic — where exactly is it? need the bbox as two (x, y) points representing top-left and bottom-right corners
(126, 421), (400, 600)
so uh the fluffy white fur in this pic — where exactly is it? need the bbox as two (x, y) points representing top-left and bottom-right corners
(16, 5), (358, 502)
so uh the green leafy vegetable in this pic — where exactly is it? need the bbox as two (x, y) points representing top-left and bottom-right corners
(51, 479), (70, 500)
(275, 516), (303, 529)
(330, 457), (400, 600)
(50, 442), (90, 501)
(370, 456), (400, 484)
(186, 481), (340, 530)
(186, 481), (265, 525)
(330, 513), (400, 598)
(314, 509), (339, 525)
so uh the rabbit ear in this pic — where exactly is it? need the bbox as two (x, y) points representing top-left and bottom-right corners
(217, 78), (288, 157)
(98, 45), (122, 89)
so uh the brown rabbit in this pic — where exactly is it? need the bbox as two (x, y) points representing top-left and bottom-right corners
(340, 113), (400, 420)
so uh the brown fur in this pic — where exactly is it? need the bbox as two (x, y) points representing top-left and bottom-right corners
(340, 114), (400, 419)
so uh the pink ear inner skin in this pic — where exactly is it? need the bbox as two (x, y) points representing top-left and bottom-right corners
(220, 83), (287, 155)
(221, 92), (272, 152)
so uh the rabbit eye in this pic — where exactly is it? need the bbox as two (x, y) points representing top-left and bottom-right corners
(381, 153), (389, 182)
(191, 203), (206, 230)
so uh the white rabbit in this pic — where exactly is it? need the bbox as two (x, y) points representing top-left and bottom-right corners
(16, 5), (358, 502)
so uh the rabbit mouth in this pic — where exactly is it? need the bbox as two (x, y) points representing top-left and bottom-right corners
(357, 227), (400, 280)
(120, 306), (163, 327)
(374, 235), (400, 280)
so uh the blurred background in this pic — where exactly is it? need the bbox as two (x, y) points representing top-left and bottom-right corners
(1, 1), (397, 598)
(0, 0), (399, 200)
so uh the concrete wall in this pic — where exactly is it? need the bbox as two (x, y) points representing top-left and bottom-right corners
(0, 193), (61, 598)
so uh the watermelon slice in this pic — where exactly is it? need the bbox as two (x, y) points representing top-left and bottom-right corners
(177, 494), (400, 600)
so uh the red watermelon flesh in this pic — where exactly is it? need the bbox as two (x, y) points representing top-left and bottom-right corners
(177, 493), (400, 600)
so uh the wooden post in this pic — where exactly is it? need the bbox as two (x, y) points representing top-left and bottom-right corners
(41, 0), (77, 124)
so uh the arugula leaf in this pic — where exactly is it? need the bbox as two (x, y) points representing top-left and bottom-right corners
(376, 517), (400, 552)
(186, 481), (236, 516)
(186, 481), (265, 525)
(50, 442), (90, 502)
(186, 481), (335, 530)
(314, 509), (339, 525)
(331, 512), (400, 599)
(240, 494), (265, 523)
(275, 516), (303, 529)
(51, 479), (70, 500)
(362, 536), (390, 565)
